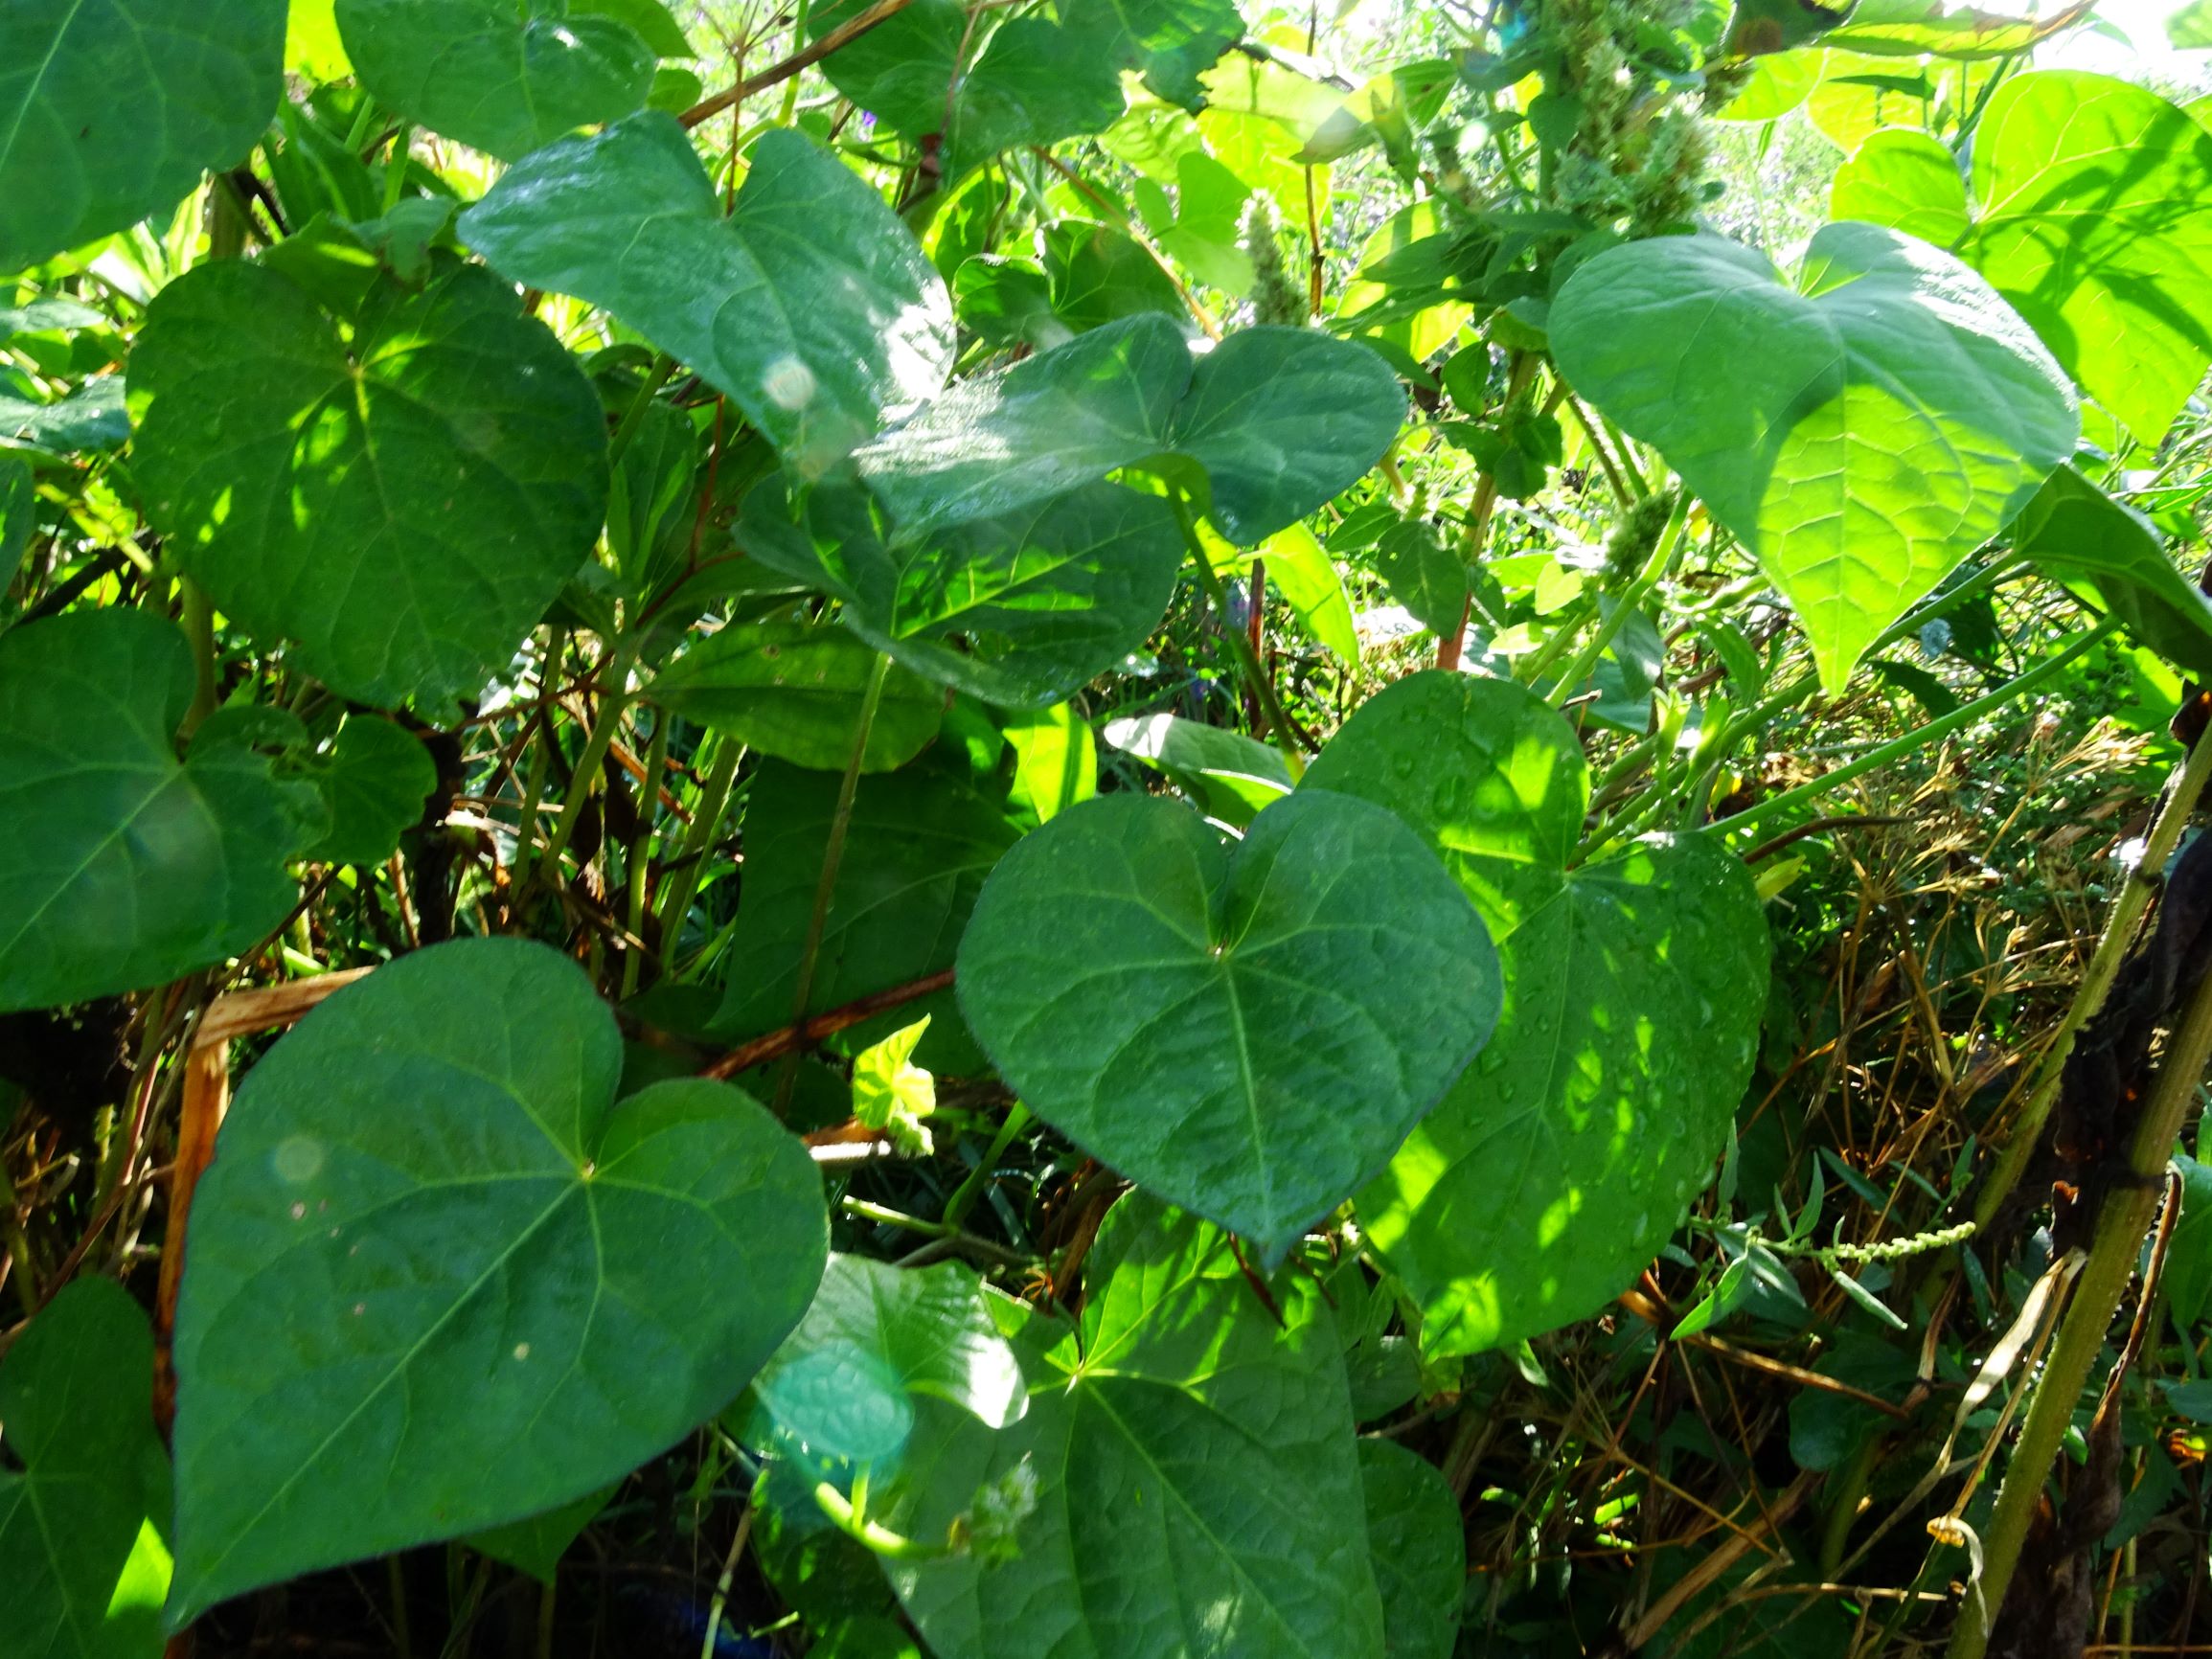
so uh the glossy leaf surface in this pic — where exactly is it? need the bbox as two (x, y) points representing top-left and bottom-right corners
(170, 938), (829, 1620)
(1359, 1439), (1463, 1659)
(462, 116), (954, 475)
(957, 789), (1499, 1256)
(1553, 223), (2076, 692)
(858, 313), (1403, 545)
(129, 260), (608, 714)
(2010, 466), (2212, 679)
(1303, 673), (1769, 1354)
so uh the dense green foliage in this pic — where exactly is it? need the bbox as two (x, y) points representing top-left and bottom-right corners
(4, 0), (2212, 1655)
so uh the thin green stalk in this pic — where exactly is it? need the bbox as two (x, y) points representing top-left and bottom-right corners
(943, 1102), (1030, 1230)
(1707, 619), (2119, 844)
(607, 353), (676, 468)
(774, 653), (892, 1113)
(1544, 492), (1690, 709)
(178, 578), (218, 737)
(1173, 494), (1304, 776)
(508, 628), (567, 902)
(655, 735), (744, 949)
(524, 634), (641, 905)
(0, 1150), (39, 1313)
(382, 125), (412, 213)
(1946, 952), (2212, 1658)
(1973, 729), (2212, 1232)
(621, 713), (671, 998)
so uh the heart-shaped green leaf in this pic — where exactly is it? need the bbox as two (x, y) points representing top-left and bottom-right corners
(0, 0), (286, 272)
(1830, 128), (1970, 248)
(169, 937), (829, 1621)
(1302, 672), (1769, 1355)
(1552, 223), (2076, 692)
(0, 1279), (174, 1659)
(739, 480), (1183, 707)
(879, 1198), (1387, 1659)
(956, 788), (1499, 1256)
(0, 610), (313, 1012)
(646, 619), (946, 772)
(334, 0), (656, 161)
(300, 716), (437, 866)
(129, 259), (608, 714)
(2012, 466), (2212, 679)
(858, 312), (1404, 545)
(461, 116), (954, 476)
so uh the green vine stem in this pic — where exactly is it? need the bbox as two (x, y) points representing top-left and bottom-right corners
(1709, 617), (2120, 845)
(1542, 490), (1689, 708)
(620, 712), (671, 998)
(1971, 727), (2212, 1232)
(774, 651), (892, 1113)
(1173, 492), (1304, 775)
(1945, 948), (2212, 1658)
(520, 632), (642, 907)
(655, 733), (745, 954)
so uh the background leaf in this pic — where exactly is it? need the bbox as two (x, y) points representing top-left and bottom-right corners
(0, 610), (309, 1012)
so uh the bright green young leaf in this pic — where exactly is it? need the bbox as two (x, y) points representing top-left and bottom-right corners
(1002, 702), (1097, 823)
(1063, 0), (1243, 109)
(858, 312), (1403, 545)
(298, 716), (436, 866)
(2011, 466), (2212, 679)
(129, 259), (608, 714)
(1831, 128), (1970, 247)
(1358, 1440), (1463, 1659)
(0, 610), (313, 1013)
(1301, 672), (1769, 1355)
(169, 938), (829, 1622)
(739, 480), (1182, 708)
(1818, 0), (2086, 57)
(1254, 523), (1359, 665)
(0, 0), (286, 273)
(0, 1279), (174, 1659)
(1552, 223), (2077, 693)
(646, 619), (945, 772)
(714, 758), (1017, 1051)
(880, 1198), (1387, 1659)
(334, 0), (656, 162)
(1965, 71), (2212, 444)
(753, 1256), (1025, 1464)
(2166, 1153), (2212, 1329)
(2174, 0), (2212, 47)
(956, 789), (1500, 1257)
(851, 1017), (938, 1155)
(461, 116), (954, 476)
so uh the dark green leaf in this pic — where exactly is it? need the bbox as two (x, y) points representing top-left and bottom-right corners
(1045, 221), (1185, 333)
(956, 789), (1500, 1257)
(952, 256), (1066, 352)
(1371, 520), (1471, 637)
(2167, 1153), (2212, 1329)
(2012, 466), (2212, 679)
(0, 1279), (173, 1659)
(0, 609), (312, 1012)
(1303, 672), (1769, 1354)
(1358, 1440), (1463, 1659)
(170, 937), (829, 1621)
(740, 480), (1183, 708)
(461, 115), (954, 476)
(0, 0), (286, 271)
(0, 453), (33, 590)
(1, 376), (128, 454)
(714, 758), (1017, 1050)
(1552, 224), (2077, 692)
(1099, 711), (1290, 826)
(466, 1486), (614, 1584)
(334, 0), (656, 161)
(300, 716), (437, 866)
(880, 1198), (1387, 1658)
(646, 619), (945, 771)
(129, 259), (608, 713)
